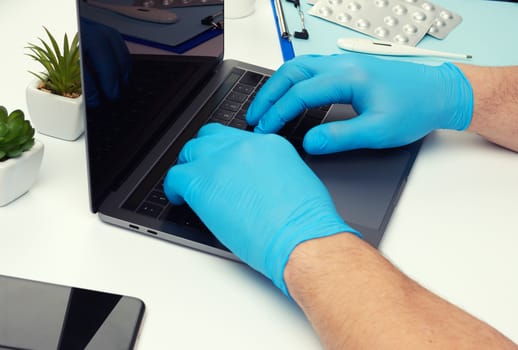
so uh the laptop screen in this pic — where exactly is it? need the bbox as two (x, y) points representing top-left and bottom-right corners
(77, 0), (224, 211)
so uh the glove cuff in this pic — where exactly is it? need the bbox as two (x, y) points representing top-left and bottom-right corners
(265, 212), (361, 298)
(442, 62), (474, 131)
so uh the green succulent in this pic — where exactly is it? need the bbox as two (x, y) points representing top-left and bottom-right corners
(0, 106), (35, 162)
(26, 27), (81, 98)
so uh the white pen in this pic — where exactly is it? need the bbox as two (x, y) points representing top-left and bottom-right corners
(274, 0), (290, 39)
(337, 38), (472, 60)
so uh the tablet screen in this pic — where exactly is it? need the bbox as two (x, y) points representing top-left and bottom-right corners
(0, 274), (144, 350)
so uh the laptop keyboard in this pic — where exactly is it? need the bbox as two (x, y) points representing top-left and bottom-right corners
(207, 69), (331, 153)
(134, 67), (331, 227)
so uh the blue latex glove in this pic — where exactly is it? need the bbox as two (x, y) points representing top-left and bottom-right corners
(246, 54), (473, 154)
(80, 18), (131, 107)
(163, 123), (360, 296)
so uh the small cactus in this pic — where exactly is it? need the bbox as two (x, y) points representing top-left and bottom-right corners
(0, 106), (35, 161)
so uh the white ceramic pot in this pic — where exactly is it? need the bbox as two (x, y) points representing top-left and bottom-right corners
(0, 139), (44, 206)
(225, 0), (255, 19)
(26, 78), (85, 141)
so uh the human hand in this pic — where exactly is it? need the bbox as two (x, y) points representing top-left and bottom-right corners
(163, 123), (360, 295)
(246, 54), (473, 154)
(79, 18), (131, 107)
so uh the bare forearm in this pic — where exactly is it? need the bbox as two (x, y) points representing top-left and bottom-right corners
(284, 233), (517, 350)
(457, 64), (518, 152)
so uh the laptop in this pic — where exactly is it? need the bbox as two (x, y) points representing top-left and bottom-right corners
(76, 0), (422, 261)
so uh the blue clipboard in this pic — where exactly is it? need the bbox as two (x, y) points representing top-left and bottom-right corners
(270, 0), (295, 61)
(80, 0), (223, 54)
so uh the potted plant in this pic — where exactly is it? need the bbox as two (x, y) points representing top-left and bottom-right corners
(25, 27), (84, 141)
(0, 106), (44, 206)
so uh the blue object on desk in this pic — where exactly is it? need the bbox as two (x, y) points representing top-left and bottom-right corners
(270, 0), (295, 61)
(80, 0), (223, 53)
(284, 0), (518, 66)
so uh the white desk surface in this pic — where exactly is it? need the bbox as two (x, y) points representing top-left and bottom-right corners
(1, 1), (517, 348)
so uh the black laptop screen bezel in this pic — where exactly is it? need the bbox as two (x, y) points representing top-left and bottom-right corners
(76, 1), (224, 212)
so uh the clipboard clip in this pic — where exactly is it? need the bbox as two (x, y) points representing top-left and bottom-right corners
(201, 11), (223, 30)
(286, 0), (309, 39)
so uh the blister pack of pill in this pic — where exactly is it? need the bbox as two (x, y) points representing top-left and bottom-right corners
(307, 0), (462, 46)
(399, 0), (462, 39)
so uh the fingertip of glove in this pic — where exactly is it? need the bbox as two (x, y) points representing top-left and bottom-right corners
(303, 129), (329, 154)
(256, 119), (277, 134)
(166, 193), (185, 206)
(163, 168), (184, 205)
(245, 107), (257, 126)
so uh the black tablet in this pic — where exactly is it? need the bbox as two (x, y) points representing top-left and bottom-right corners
(0, 274), (145, 350)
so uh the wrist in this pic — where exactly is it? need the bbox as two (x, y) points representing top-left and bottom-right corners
(283, 232), (362, 304)
(264, 201), (361, 296)
(451, 64), (518, 152)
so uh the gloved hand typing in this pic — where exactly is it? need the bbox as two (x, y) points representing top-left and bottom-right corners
(246, 54), (473, 154)
(163, 123), (360, 296)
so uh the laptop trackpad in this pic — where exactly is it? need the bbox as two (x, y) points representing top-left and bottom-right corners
(304, 148), (411, 231)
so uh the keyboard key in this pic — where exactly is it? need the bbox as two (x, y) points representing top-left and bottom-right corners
(231, 68), (245, 76)
(210, 117), (229, 125)
(220, 100), (241, 112)
(233, 83), (254, 95)
(226, 91), (248, 103)
(229, 119), (248, 130)
(147, 191), (169, 206)
(240, 71), (263, 86)
(242, 99), (252, 110)
(137, 202), (163, 218)
(235, 108), (248, 120)
(212, 108), (234, 121)
(162, 204), (208, 231)
(154, 177), (165, 191)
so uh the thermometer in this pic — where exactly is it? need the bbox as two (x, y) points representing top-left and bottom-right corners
(337, 38), (472, 60)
